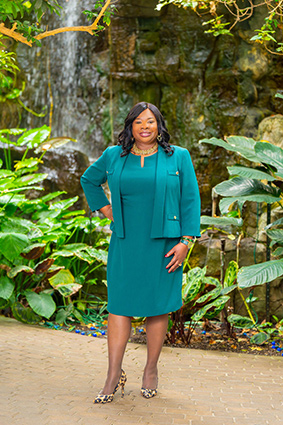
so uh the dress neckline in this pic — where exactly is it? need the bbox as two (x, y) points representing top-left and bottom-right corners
(130, 151), (157, 168)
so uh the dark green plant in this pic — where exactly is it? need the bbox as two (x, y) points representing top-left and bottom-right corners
(167, 266), (230, 345)
(199, 131), (283, 340)
(0, 126), (110, 325)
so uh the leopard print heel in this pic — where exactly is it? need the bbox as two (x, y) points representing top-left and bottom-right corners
(93, 369), (127, 404)
(141, 377), (158, 399)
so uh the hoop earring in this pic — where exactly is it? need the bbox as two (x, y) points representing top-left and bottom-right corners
(157, 134), (162, 142)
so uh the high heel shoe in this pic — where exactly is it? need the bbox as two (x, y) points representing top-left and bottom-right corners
(93, 369), (127, 404)
(141, 377), (158, 399)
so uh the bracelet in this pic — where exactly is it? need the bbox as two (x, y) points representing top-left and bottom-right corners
(180, 238), (189, 246)
(180, 236), (197, 246)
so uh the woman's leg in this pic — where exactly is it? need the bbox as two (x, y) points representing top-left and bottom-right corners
(142, 313), (168, 389)
(101, 313), (132, 395)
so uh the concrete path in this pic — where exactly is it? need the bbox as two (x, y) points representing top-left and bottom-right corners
(1, 316), (283, 425)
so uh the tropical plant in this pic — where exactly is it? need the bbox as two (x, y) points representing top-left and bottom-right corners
(200, 135), (283, 285)
(0, 125), (110, 325)
(167, 266), (230, 345)
(198, 133), (283, 338)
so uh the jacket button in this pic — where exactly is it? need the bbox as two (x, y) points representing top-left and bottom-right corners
(106, 171), (108, 173)
(176, 171), (179, 175)
(174, 216), (177, 219)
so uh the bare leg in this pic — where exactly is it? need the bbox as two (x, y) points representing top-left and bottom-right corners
(101, 313), (132, 394)
(142, 313), (168, 389)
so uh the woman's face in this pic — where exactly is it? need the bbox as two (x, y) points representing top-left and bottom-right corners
(132, 108), (158, 146)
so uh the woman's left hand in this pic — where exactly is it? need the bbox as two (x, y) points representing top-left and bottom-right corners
(165, 243), (189, 273)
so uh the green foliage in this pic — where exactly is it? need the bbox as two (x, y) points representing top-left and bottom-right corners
(0, 125), (110, 325)
(156, 0), (283, 54)
(167, 266), (231, 345)
(200, 134), (283, 286)
(0, 0), (61, 43)
(227, 314), (255, 328)
(202, 16), (232, 37)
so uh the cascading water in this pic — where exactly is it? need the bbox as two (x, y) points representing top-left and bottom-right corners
(17, 0), (106, 160)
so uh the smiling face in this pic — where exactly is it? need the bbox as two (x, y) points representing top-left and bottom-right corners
(131, 108), (159, 148)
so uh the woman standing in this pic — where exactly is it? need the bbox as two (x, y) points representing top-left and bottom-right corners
(81, 102), (201, 403)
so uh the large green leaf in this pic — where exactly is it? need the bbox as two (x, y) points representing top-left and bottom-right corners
(202, 276), (221, 287)
(0, 232), (29, 262)
(194, 285), (222, 305)
(201, 215), (243, 227)
(191, 296), (229, 321)
(226, 136), (260, 162)
(40, 191), (66, 202)
(182, 267), (206, 303)
(49, 197), (79, 211)
(215, 177), (280, 198)
(272, 247), (283, 257)
(12, 173), (48, 187)
(250, 332), (270, 345)
(0, 216), (34, 234)
(220, 283), (237, 295)
(49, 269), (75, 286)
(55, 283), (82, 297)
(0, 169), (13, 178)
(17, 126), (50, 148)
(238, 260), (283, 288)
(227, 314), (254, 328)
(25, 290), (56, 319)
(0, 276), (15, 300)
(11, 301), (41, 324)
(266, 229), (283, 243)
(200, 136), (260, 162)
(219, 194), (281, 214)
(255, 141), (283, 173)
(86, 247), (108, 264)
(227, 165), (275, 181)
(7, 265), (34, 278)
(224, 261), (238, 287)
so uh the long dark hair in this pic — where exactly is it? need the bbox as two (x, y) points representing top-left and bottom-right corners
(117, 102), (174, 157)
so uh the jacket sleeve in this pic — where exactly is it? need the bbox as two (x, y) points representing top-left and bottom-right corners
(180, 149), (201, 237)
(80, 148), (110, 212)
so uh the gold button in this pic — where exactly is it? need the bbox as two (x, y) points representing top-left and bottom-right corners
(106, 171), (108, 173)
(174, 216), (177, 219)
(176, 171), (179, 175)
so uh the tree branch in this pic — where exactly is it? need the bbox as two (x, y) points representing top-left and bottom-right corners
(0, 0), (111, 46)
(35, 0), (111, 41)
(0, 22), (32, 46)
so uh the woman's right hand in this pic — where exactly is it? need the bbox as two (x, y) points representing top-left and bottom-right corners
(99, 204), (114, 221)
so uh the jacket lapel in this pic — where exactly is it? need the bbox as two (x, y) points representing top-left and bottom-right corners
(150, 145), (167, 238)
(113, 145), (168, 239)
(111, 151), (128, 238)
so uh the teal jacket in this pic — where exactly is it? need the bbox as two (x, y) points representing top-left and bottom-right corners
(81, 144), (201, 239)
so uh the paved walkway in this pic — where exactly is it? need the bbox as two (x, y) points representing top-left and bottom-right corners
(1, 316), (283, 425)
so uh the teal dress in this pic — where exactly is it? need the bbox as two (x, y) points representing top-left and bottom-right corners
(107, 152), (183, 317)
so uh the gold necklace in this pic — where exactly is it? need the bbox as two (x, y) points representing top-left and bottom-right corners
(131, 142), (158, 156)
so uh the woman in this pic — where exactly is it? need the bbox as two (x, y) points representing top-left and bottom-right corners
(81, 102), (201, 403)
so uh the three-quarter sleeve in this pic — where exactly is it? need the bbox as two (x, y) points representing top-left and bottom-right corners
(180, 149), (201, 237)
(80, 148), (110, 212)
